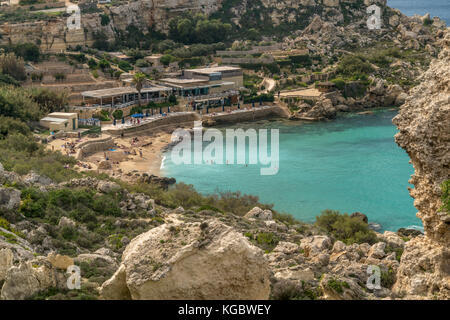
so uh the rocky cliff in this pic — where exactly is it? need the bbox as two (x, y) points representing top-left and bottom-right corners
(392, 31), (450, 299)
(0, 0), (426, 52)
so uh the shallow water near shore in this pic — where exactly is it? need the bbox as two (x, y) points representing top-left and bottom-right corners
(162, 109), (422, 232)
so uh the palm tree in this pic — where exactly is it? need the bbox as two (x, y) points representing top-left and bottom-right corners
(132, 72), (147, 107)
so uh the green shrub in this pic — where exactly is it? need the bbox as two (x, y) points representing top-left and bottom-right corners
(168, 94), (177, 105)
(196, 205), (222, 213)
(13, 42), (40, 62)
(289, 55), (312, 67)
(326, 278), (350, 294)
(112, 109), (123, 120)
(0, 230), (17, 244)
(423, 17), (433, 26)
(381, 267), (396, 288)
(118, 60), (132, 72)
(271, 279), (322, 300)
(243, 93), (274, 104)
(331, 78), (346, 91)
(0, 73), (21, 86)
(0, 217), (11, 230)
(337, 55), (374, 78)
(160, 54), (176, 66)
(255, 232), (279, 252)
(385, 245), (404, 262)
(100, 14), (110, 26)
(315, 210), (378, 245)
(88, 58), (97, 69)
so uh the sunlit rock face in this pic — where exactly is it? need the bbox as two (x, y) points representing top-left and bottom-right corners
(392, 31), (450, 300)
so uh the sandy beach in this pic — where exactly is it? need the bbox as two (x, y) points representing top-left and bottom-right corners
(46, 131), (174, 178)
(84, 132), (173, 177)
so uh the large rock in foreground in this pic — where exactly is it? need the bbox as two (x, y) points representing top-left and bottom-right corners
(392, 31), (450, 299)
(100, 219), (271, 300)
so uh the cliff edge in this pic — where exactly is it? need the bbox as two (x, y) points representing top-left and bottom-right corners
(392, 30), (450, 299)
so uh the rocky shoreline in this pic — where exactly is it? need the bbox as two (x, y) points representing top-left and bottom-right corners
(0, 161), (431, 300)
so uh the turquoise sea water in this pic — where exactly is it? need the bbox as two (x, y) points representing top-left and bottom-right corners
(388, 0), (450, 24)
(162, 110), (422, 231)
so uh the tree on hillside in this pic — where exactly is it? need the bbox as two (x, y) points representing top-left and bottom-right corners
(0, 53), (26, 81)
(132, 72), (147, 107)
(13, 43), (40, 62)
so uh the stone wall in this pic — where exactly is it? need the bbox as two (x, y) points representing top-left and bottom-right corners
(103, 112), (201, 137)
(204, 105), (288, 125)
(77, 135), (115, 159)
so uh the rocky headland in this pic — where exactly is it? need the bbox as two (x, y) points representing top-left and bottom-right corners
(392, 31), (450, 299)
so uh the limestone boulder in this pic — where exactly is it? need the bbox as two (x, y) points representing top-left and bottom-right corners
(47, 253), (74, 270)
(0, 187), (21, 210)
(300, 235), (332, 254)
(58, 217), (77, 229)
(378, 231), (405, 249)
(23, 171), (53, 186)
(368, 242), (386, 259)
(97, 180), (121, 193)
(274, 268), (315, 282)
(0, 248), (13, 281)
(1, 260), (67, 300)
(100, 219), (271, 300)
(244, 207), (273, 221)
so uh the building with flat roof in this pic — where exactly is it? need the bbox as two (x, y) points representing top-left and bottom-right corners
(81, 85), (173, 107)
(158, 78), (236, 97)
(182, 66), (243, 88)
(76, 66), (242, 113)
(40, 112), (78, 132)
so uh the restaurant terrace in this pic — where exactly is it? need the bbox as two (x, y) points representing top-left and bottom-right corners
(81, 85), (173, 108)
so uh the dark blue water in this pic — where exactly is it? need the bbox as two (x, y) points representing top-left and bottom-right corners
(162, 110), (422, 231)
(388, 0), (449, 24)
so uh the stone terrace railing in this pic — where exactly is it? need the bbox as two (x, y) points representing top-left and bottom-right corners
(102, 112), (201, 137)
